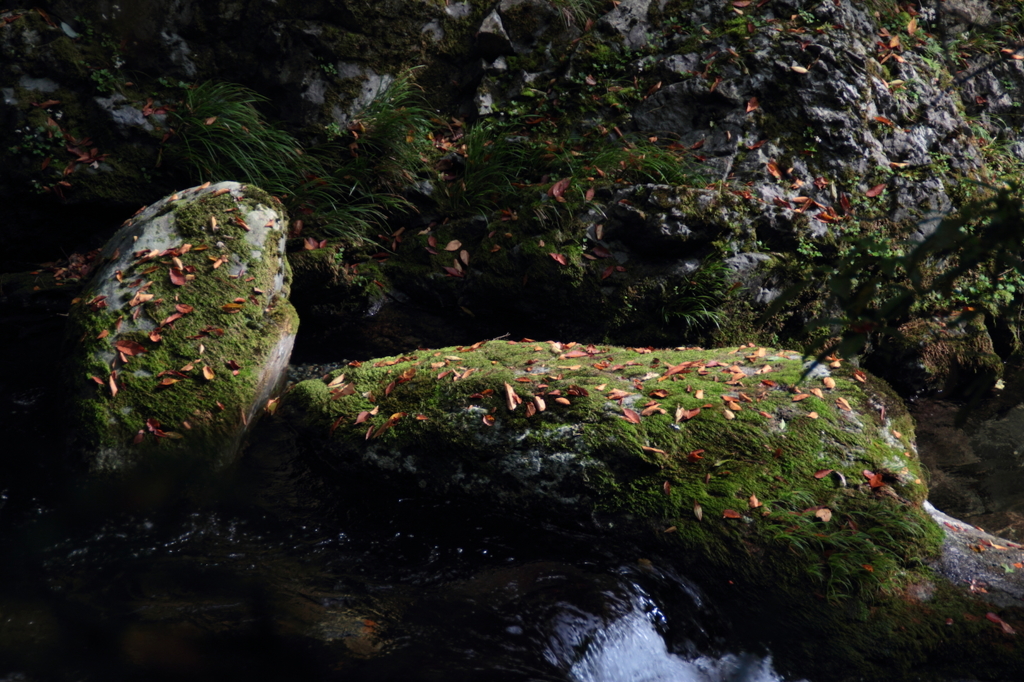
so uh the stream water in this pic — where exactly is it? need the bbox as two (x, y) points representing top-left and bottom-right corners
(0, 375), (795, 682)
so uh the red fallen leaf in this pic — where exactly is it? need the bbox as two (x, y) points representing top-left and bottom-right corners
(814, 469), (833, 479)
(865, 183), (887, 197)
(548, 177), (571, 202)
(852, 370), (867, 383)
(986, 612), (1016, 635)
(601, 265), (615, 279)
(591, 245), (612, 259)
(176, 303), (194, 314)
(442, 266), (464, 278)
(482, 414), (495, 426)
(746, 96), (759, 112)
(169, 267), (187, 286)
(675, 407), (701, 422)
(149, 331), (162, 343)
(585, 187), (595, 201)
(108, 373), (119, 397)
(225, 360), (241, 371)
(662, 481), (672, 496)
(550, 253), (568, 265)
(722, 509), (742, 519)
(649, 389), (669, 398)
(133, 429), (145, 444)
(114, 339), (146, 356)
(766, 161), (782, 179)
(161, 312), (184, 326)
(687, 449), (704, 463)
(622, 408), (641, 424)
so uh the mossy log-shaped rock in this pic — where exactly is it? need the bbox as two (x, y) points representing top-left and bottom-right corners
(288, 340), (934, 575)
(286, 340), (1024, 678)
(66, 182), (297, 473)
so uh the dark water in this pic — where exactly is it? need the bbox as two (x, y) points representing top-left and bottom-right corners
(0, 404), (788, 682)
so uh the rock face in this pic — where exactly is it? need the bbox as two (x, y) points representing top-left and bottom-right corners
(65, 181), (296, 473)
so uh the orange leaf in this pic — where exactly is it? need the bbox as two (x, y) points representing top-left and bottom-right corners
(746, 96), (759, 112)
(503, 382), (521, 411)
(687, 449), (704, 463)
(622, 408), (641, 424)
(865, 183), (887, 197)
(836, 397), (852, 411)
(749, 494), (762, 508)
(823, 377), (836, 389)
(722, 509), (742, 519)
(550, 253), (568, 265)
(814, 469), (833, 479)
(202, 365), (215, 381)
(482, 414), (495, 426)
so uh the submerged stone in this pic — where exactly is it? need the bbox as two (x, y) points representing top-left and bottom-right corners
(65, 182), (297, 473)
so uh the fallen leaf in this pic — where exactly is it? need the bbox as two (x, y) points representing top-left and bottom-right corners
(986, 612), (1016, 635)
(622, 408), (641, 424)
(482, 414), (495, 426)
(675, 406), (700, 422)
(813, 469), (833, 479)
(548, 177), (571, 202)
(852, 370), (867, 383)
(815, 508), (833, 522)
(722, 509), (742, 519)
(662, 481), (672, 496)
(503, 382), (521, 411)
(749, 494), (762, 508)
(687, 449), (704, 463)
(444, 239), (462, 251)
(866, 183), (887, 197)
(202, 366), (215, 381)
(550, 253), (568, 265)
(836, 397), (852, 411)
(792, 393), (811, 401)
(694, 500), (703, 521)
(114, 339), (147, 356)
(823, 377), (836, 389)
(723, 409), (736, 420)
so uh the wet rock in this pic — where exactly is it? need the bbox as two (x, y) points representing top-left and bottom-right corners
(64, 181), (297, 473)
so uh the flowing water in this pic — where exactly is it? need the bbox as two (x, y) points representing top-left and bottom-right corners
(0, 395), (793, 682)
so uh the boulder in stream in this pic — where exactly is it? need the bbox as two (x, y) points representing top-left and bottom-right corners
(65, 181), (297, 473)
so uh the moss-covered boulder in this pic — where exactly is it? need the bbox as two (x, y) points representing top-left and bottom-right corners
(65, 181), (297, 473)
(283, 339), (1024, 678)
(286, 340), (934, 578)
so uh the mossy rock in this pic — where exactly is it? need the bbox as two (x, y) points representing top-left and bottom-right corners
(64, 182), (297, 473)
(284, 339), (1024, 678)
(288, 340), (932, 578)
